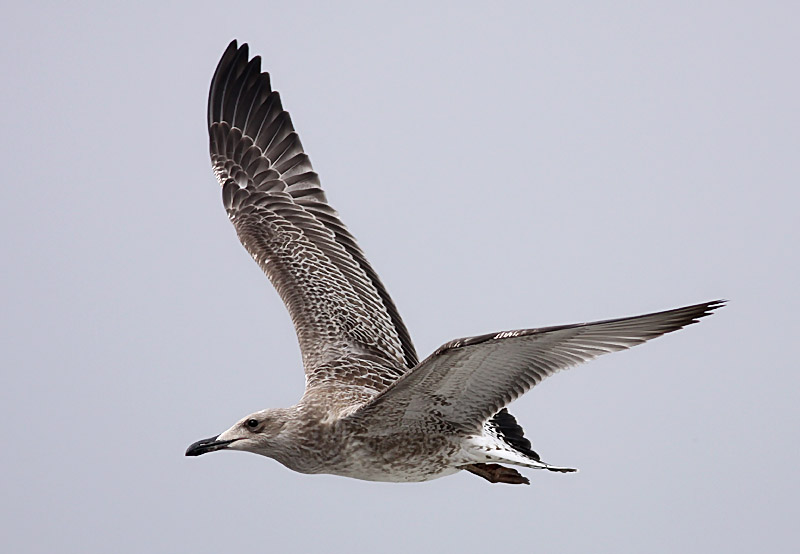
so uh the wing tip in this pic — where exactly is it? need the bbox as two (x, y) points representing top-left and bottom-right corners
(681, 298), (727, 325)
(208, 39), (259, 127)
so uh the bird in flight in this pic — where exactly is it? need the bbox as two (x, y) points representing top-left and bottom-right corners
(186, 40), (723, 485)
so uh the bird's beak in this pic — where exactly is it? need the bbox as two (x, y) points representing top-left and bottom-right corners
(185, 435), (238, 456)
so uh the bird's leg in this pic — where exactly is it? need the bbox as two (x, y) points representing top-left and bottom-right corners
(463, 463), (530, 485)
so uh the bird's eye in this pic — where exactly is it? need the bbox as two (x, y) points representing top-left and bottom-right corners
(245, 419), (259, 429)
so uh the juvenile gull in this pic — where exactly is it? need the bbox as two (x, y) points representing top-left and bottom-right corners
(186, 40), (724, 485)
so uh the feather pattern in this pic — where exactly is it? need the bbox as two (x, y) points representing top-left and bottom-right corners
(191, 41), (725, 485)
(350, 301), (724, 433)
(208, 41), (418, 391)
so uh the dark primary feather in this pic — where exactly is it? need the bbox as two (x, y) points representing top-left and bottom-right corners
(207, 41), (418, 388)
(352, 301), (725, 433)
(488, 408), (540, 461)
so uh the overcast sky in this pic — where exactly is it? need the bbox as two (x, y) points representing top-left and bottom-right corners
(2, 2), (798, 553)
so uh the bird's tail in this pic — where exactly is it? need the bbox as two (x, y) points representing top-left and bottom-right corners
(462, 409), (577, 484)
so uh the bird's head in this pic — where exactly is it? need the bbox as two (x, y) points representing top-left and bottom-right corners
(185, 408), (291, 458)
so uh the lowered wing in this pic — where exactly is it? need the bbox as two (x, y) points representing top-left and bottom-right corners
(349, 301), (724, 432)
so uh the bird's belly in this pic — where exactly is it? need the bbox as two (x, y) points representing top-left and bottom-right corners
(328, 460), (462, 483)
(315, 433), (465, 483)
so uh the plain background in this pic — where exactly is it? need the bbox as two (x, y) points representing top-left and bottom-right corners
(2, 2), (798, 553)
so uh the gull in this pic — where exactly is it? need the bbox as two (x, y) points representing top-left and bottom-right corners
(185, 40), (723, 485)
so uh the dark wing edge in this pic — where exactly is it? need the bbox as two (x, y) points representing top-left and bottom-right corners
(486, 408), (541, 460)
(349, 300), (725, 432)
(207, 40), (418, 372)
(433, 300), (725, 356)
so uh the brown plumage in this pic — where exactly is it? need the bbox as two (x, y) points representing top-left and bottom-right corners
(186, 40), (724, 485)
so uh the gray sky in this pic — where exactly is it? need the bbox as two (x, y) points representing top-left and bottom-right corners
(2, 2), (798, 552)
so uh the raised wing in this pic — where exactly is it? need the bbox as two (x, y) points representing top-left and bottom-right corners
(208, 41), (418, 386)
(350, 301), (724, 433)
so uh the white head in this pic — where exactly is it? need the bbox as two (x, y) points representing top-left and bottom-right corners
(185, 408), (292, 459)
